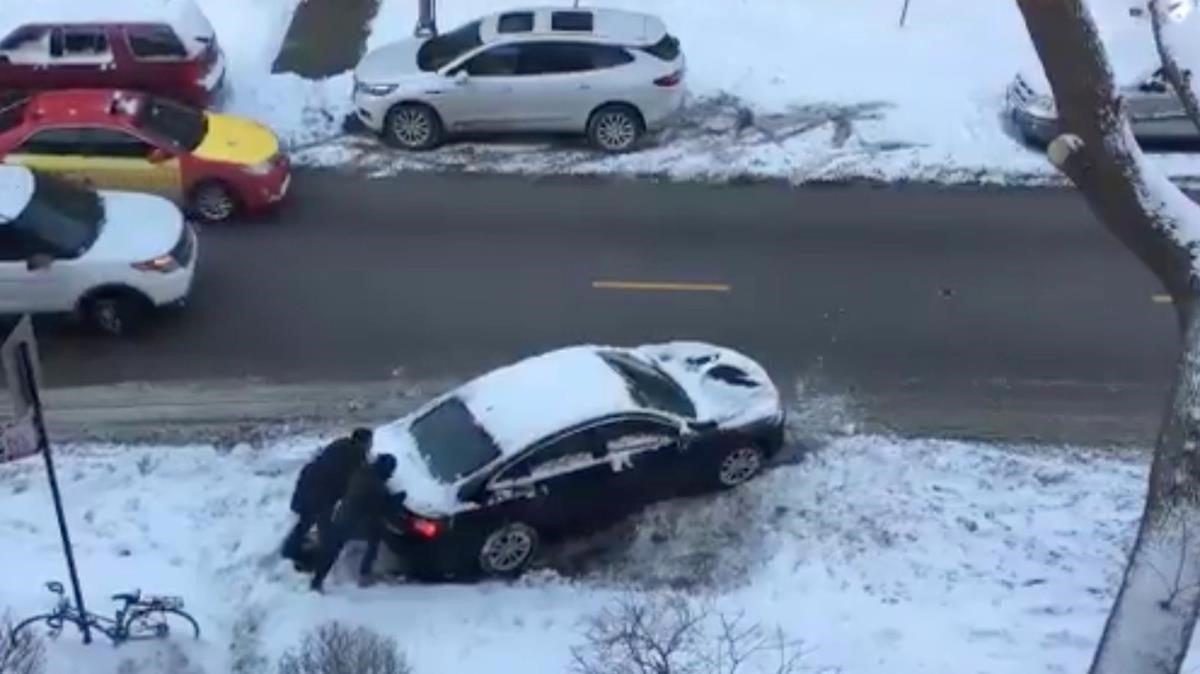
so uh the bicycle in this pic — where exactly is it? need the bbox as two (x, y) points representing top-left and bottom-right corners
(10, 581), (200, 646)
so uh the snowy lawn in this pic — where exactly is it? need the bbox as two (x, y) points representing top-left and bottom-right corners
(0, 432), (1186, 674)
(195, 0), (1200, 184)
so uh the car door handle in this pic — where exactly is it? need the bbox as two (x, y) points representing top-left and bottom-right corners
(579, 84), (592, 90)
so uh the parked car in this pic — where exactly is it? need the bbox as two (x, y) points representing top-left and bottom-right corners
(0, 90), (290, 222)
(352, 7), (686, 153)
(0, 0), (226, 108)
(0, 165), (197, 335)
(1007, 65), (1199, 146)
(370, 342), (785, 581)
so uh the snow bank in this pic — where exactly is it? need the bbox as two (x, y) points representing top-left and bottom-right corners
(0, 433), (1190, 673)
(193, 0), (1200, 184)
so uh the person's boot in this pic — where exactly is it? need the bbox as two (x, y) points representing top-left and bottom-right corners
(309, 576), (324, 593)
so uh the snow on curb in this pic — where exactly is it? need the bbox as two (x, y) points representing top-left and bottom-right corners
(2, 433), (1186, 673)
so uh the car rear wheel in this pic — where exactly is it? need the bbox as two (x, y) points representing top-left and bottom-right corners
(189, 181), (239, 223)
(587, 104), (644, 153)
(83, 291), (150, 337)
(478, 522), (538, 578)
(714, 445), (764, 489)
(384, 103), (443, 151)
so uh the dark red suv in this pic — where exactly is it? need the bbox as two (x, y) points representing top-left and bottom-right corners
(0, 1), (226, 107)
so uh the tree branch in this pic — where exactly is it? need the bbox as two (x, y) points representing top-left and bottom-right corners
(1149, 0), (1200, 136)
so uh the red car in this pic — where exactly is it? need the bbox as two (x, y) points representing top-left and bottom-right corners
(0, 89), (290, 222)
(0, 1), (226, 108)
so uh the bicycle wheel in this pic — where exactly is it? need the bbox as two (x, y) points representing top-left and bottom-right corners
(10, 613), (63, 642)
(124, 608), (201, 641)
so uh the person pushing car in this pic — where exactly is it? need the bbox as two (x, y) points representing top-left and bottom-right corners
(281, 428), (373, 569)
(309, 452), (406, 592)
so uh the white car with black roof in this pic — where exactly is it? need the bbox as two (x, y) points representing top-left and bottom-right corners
(373, 341), (785, 581)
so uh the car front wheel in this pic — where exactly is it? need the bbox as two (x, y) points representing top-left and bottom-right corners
(587, 104), (644, 153)
(83, 291), (149, 337)
(478, 522), (539, 578)
(384, 103), (443, 151)
(714, 444), (764, 489)
(189, 181), (239, 223)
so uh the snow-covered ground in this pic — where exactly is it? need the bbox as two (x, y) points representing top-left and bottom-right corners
(196, 0), (1200, 184)
(0, 431), (1184, 674)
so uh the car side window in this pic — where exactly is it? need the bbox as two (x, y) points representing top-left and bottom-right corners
(50, 27), (111, 63)
(76, 128), (157, 158)
(496, 12), (534, 34)
(463, 44), (520, 76)
(594, 418), (679, 456)
(516, 43), (597, 75)
(494, 430), (598, 483)
(0, 26), (49, 52)
(13, 128), (87, 155)
(551, 11), (594, 32)
(587, 45), (634, 70)
(126, 25), (187, 60)
(0, 227), (34, 261)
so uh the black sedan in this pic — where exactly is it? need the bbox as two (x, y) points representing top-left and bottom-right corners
(376, 342), (786, 581)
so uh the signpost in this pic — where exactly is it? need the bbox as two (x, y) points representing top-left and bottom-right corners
(2, 316), (91, 644)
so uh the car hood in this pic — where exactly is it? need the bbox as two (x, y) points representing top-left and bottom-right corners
(193, 113), (280, 166)
(84, 192), (184, 263)
(633, 341), (782, 428)
(356, 38), (427, 83)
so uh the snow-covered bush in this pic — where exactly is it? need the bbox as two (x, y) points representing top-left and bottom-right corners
(571, 593), (805, 674)
(0, 611), (44, 674)
(277, 622), (411, 674)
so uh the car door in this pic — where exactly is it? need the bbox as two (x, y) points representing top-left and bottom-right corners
(47, 26), (117, 90)
(0, 226), (60, 313)
(506, 42), (601, 131)
(5, 127), (183, 201)
(483, 426), (617, 534)
(592, 415), (688, 507)
(439, 44), (524, 131)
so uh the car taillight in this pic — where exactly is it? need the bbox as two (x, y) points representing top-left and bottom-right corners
(653, 70), (683, 87)
(410, 517), (441, 539)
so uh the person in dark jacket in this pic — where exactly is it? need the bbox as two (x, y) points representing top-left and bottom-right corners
(281, 428), (373, 568)
(309, 453), (403, 592)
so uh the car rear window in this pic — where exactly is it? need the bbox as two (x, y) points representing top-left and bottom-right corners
(551, 11), (594, 32)
(641, 34), (680, 61)
(127, 25), (187, 59)
(410, 397), (503, 483)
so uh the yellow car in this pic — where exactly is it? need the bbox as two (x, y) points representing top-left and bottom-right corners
(0, 89), (291, 222)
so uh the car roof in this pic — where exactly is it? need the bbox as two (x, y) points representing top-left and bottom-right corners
(0, 0), (214, 39)
(18, 90), (145, 127)
(478, 6), (667, 46)
(0, 165), (34, 224)
(455, 345), (650, 455)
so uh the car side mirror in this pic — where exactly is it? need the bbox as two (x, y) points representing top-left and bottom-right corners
(453, 69), (469, 85)
(26, 254), (53, 271)
(147, 148), (172, 164)
(688, 419), (719, 434)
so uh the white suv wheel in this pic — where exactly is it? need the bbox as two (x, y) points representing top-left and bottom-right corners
(589, 107), (642, 152)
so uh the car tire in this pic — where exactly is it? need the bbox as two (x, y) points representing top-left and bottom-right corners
(383, 103), (444, 151)
(477, 522), (539, 578)
(83, 291), (150, 337)
(188, 181), (239, 223)
(587, 104), (644, 153)
(713, 444), (765, 490)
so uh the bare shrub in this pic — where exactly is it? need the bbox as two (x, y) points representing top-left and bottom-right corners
(277, 622), (411, 674)
(0, 611), (44, 674)
(571, 594), (807, 674)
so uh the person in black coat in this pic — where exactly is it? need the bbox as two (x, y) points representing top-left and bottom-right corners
(281, 428), (373, 568)
(310, 453), (404, 592)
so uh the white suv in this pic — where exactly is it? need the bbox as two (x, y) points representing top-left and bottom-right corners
(352, 7), (686, 152)
(0, 166), (197, 336)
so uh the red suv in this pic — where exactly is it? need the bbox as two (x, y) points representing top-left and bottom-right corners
(0, 1), (226, 107)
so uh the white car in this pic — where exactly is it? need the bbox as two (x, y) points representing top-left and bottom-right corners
(0, 165), (197, 335)
(352, 6), (686, 152)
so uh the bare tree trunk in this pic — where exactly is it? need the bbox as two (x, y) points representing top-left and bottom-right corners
(1014, 1), (1200, 672)
(1149, 0), (1200, 135)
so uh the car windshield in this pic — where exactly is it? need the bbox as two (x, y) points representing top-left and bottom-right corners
(416, 20), (483, 72)
(601, 352), (697, 419)
(409, 397), (503, 482)
(133, 96), (208, 151)
(8, 172), (104, 257)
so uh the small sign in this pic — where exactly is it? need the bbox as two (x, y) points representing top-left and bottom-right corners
(0, 412), (38, 463)
(2, 316), (41, 419)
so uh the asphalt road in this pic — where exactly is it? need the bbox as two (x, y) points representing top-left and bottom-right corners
(21, 171), (1184, 446)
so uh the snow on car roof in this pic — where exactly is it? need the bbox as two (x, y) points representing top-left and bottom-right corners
(0, 165), (34, 224)
(457, 345), (643, 454)
(0, 0), (214, 41)
(479, 6), (667, 45)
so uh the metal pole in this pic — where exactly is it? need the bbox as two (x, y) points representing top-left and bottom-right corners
(20, 343), (90, 645)
(899, 0), (912, 27)
(415, 0), (437, 37)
